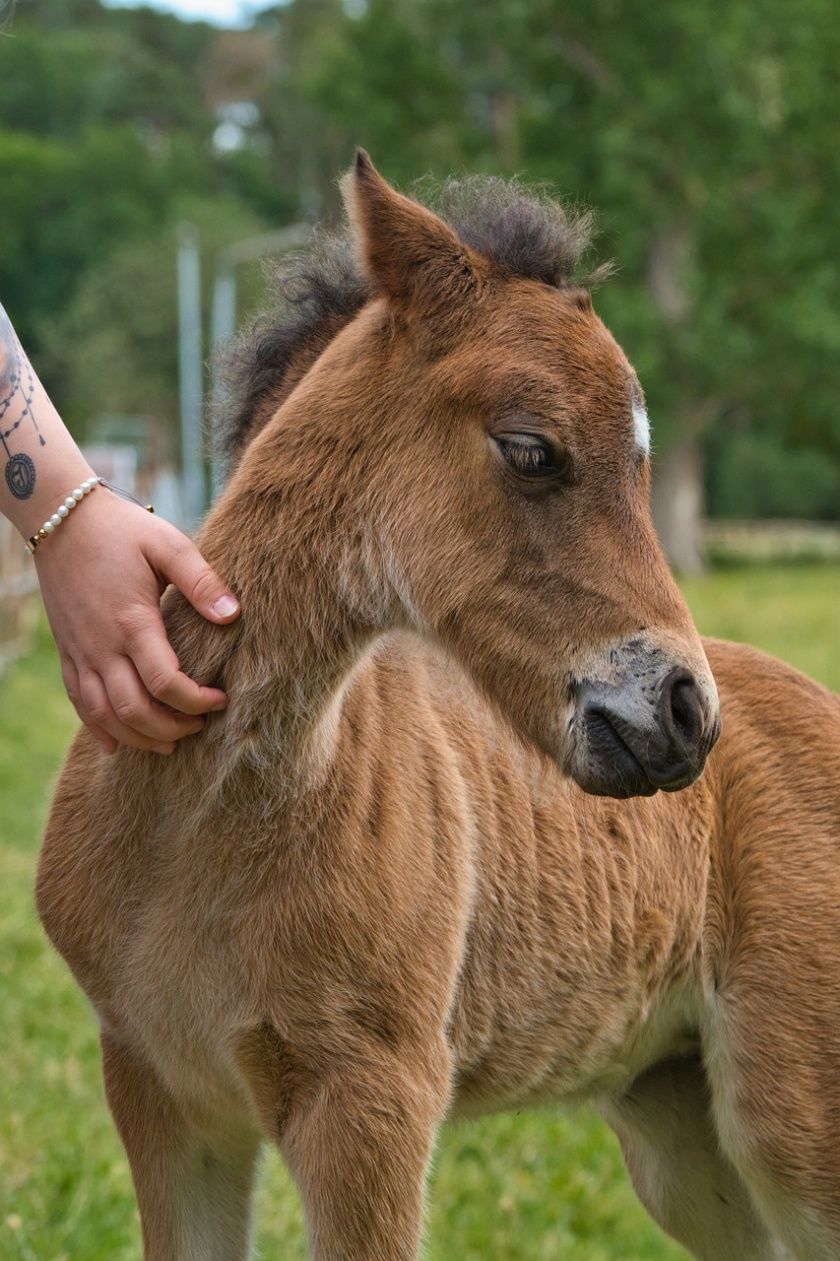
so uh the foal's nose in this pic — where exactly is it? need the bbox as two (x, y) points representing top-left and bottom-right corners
(573, 665), (720, 799)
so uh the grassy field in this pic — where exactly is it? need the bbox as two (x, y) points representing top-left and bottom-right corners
(1, 563), (837, 1261)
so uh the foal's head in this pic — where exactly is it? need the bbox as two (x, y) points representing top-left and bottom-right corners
(220, 152), (720, 798)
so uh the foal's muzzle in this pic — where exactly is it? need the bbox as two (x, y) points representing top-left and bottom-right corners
(571, 663), (721, 799)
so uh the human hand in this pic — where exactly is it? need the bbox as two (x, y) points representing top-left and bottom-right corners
(34, 487), (240, 754)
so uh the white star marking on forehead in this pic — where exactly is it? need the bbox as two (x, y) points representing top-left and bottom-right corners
(632, 398), (651, 455)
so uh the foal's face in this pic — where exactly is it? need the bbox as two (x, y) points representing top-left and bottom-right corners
(341, 154), (720, 797)
(401, 281), (720, 796)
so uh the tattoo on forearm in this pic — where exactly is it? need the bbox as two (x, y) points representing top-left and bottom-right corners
(0, 304), (45, 501)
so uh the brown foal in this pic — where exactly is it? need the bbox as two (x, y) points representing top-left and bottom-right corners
(37, 154), (840, 1260)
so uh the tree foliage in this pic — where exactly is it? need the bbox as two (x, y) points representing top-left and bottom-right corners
(1, 0), (837, 516)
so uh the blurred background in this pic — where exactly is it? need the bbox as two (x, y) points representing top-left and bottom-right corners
(2, 0), (840, 561)
(1, 1), (838, 1258)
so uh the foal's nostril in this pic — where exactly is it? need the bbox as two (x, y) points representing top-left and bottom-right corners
(659, 668), (705, 753)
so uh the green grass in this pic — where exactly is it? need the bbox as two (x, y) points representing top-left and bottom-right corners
(1, 564), (838, 1261)
(682, 562), (840, 692)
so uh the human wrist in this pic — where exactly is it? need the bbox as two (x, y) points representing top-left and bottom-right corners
(17, 457), (97, 537)
(32, 477), (156, 570)
(26, 472), (106, 554)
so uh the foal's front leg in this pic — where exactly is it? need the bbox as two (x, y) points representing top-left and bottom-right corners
(279, 1044), (451, 1261)
(101, 1031), (260, 1261)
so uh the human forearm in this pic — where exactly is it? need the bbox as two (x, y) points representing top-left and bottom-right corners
(0, 302), (94, 537)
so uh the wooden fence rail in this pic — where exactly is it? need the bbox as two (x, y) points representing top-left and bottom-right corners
(703, 519), (840, 563)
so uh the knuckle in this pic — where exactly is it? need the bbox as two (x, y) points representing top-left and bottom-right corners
(188, 568), (218, 606)
(113, 698), (142, 724)
(166, 534), (195, 569)
(85, 700), (111, 725)
(148, 669), (177, 700)
(114, 605), (149, 643)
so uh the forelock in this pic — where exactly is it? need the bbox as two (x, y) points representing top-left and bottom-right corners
(428, 174), (604, 289)
(213, 175), (609, 471)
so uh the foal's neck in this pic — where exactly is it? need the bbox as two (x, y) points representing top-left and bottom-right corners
(191, 394), (400, 787)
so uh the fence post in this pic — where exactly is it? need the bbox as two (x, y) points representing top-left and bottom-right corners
(177, 223), (206, 528)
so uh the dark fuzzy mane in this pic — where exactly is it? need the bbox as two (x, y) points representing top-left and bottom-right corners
(213, 175), (606, 471)
(429, 175), (602, 289)
(212, 232), (369, 472)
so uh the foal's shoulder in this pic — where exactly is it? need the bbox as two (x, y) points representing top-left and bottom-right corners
(701, 635), (840, 827)
(703, 635), (839, 724)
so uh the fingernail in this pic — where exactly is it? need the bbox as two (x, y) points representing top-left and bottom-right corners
(211, 594), (239, 618)
(210, 695), (228, 711)
(152, 744), (174, 755)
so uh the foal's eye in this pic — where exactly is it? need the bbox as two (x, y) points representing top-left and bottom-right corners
(494, 434), (561, 480)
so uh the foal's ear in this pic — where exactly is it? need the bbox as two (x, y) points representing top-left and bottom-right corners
(341, 149), (478, 313)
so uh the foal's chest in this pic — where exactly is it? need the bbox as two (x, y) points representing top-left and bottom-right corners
(444, 790), (708, 1114)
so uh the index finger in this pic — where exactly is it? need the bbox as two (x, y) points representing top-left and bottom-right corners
(127, 611), (229, 717)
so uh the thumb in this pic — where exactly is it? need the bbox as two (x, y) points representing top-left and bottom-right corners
(155, 529), (240, 624)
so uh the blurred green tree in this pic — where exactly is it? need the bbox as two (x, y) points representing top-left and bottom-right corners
(38, 194), (269, 435)
(256, 0), (840, 563)
(1, 0), (837, 561)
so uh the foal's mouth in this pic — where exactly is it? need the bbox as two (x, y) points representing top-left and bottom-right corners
(575, 706), (705, 798)
(578, 708), (661, 798)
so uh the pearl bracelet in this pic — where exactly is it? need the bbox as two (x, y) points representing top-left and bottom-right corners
(26, 476), (103, 553)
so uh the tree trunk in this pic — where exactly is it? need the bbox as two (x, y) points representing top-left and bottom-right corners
(646, 225), (707, 574)
(652, 437), (705, 574)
